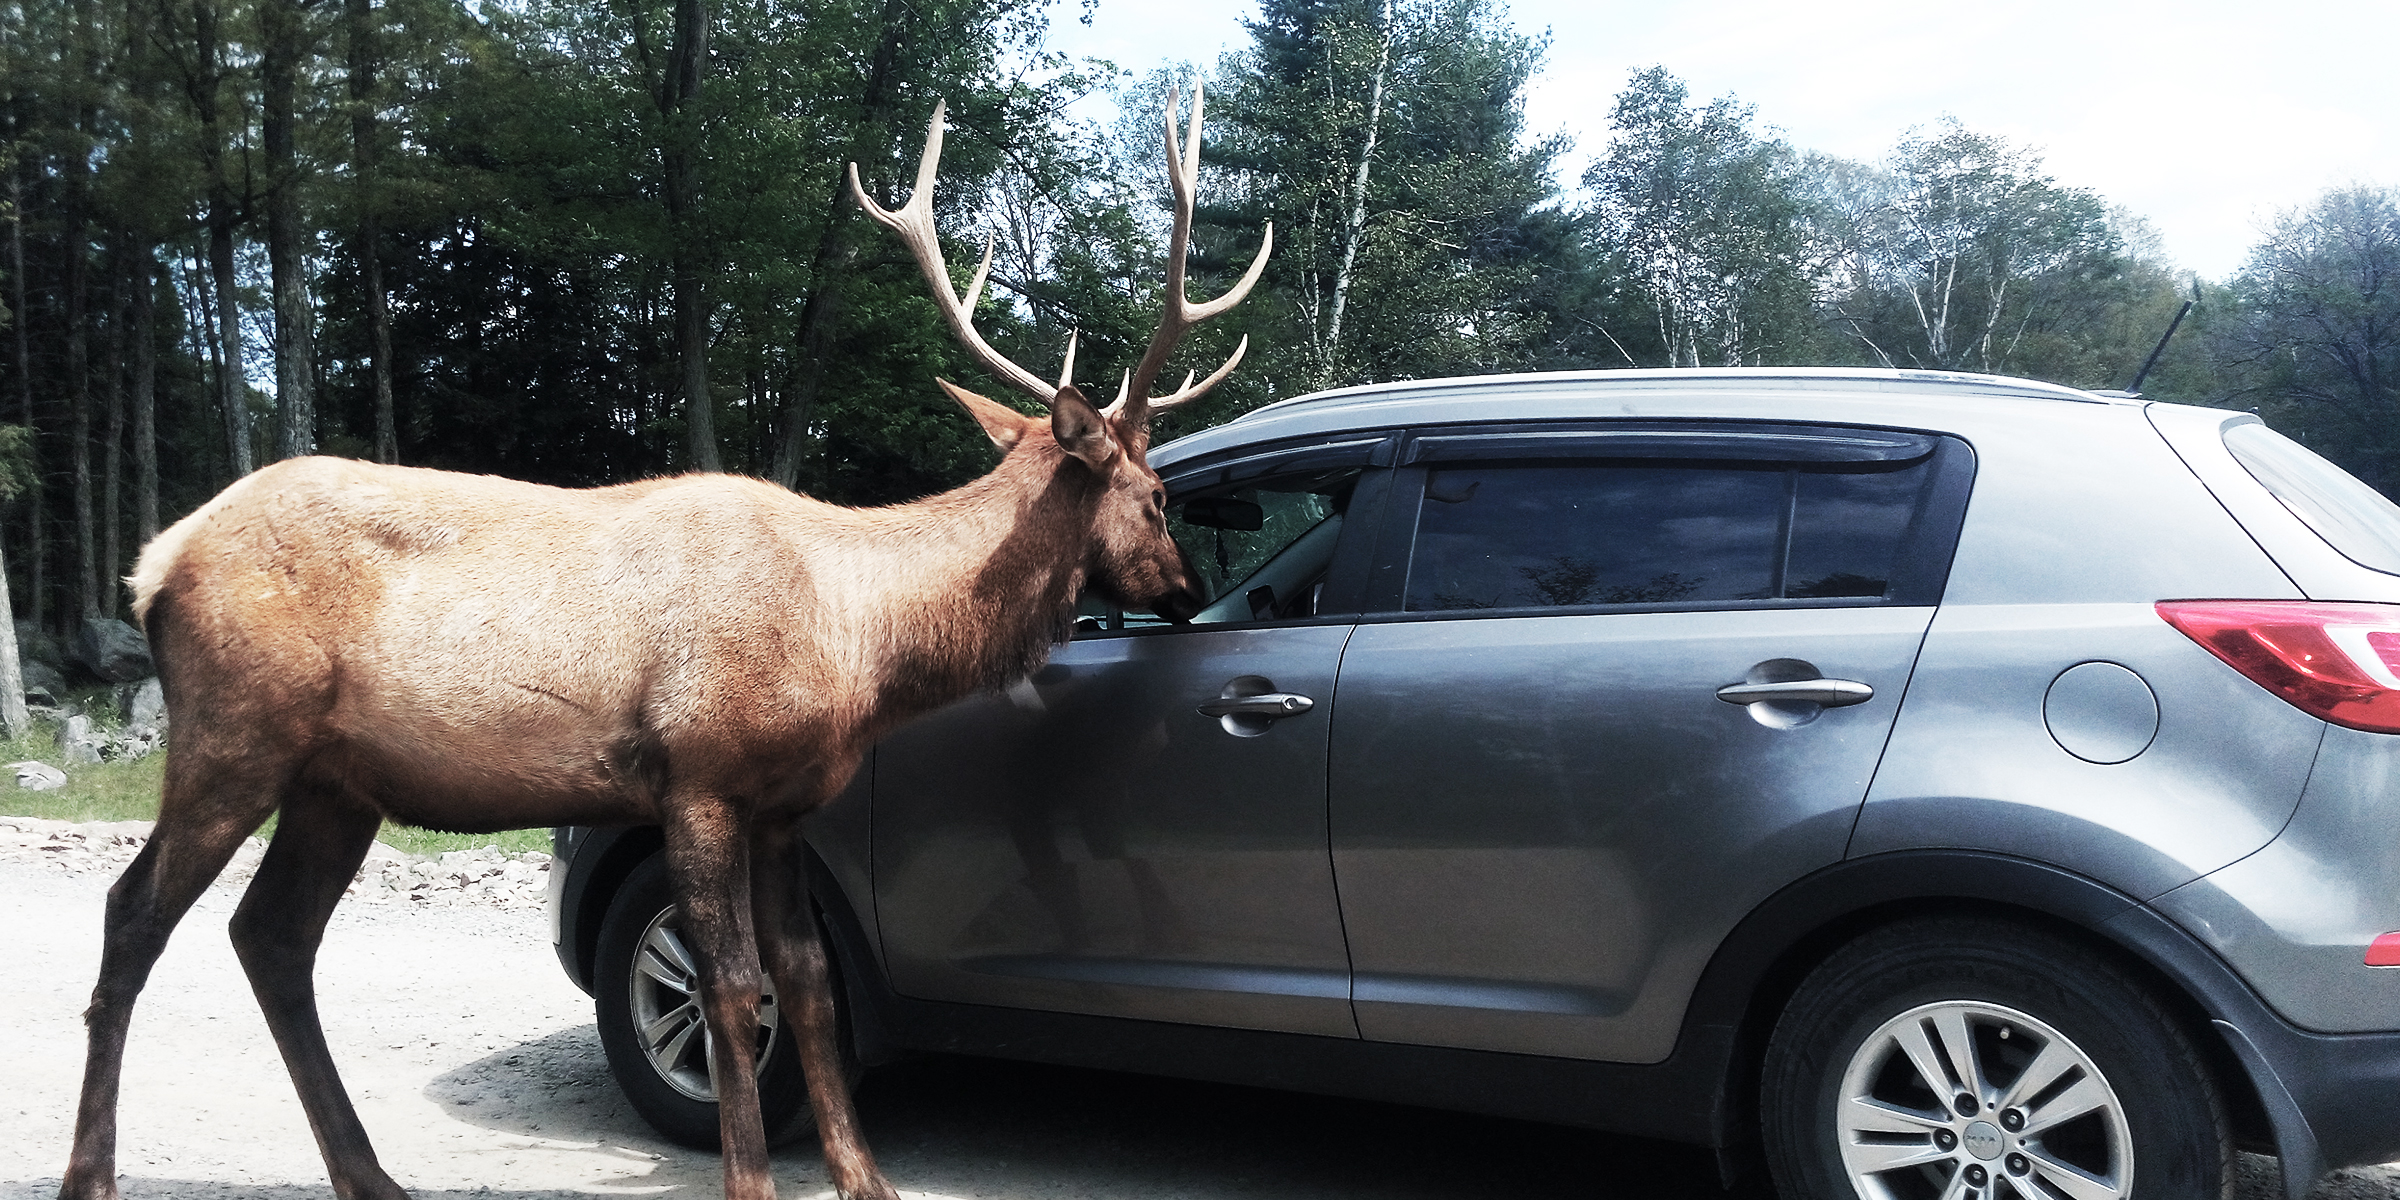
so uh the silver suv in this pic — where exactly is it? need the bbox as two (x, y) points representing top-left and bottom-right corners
(551, 368), (2400, 1199)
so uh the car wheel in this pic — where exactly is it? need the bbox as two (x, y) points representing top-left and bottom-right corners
(1760, 916), (2231, 1200)
(593, 852), (834, 1149)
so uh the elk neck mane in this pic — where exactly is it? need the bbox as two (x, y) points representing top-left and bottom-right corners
(832, 433), (1104, 718)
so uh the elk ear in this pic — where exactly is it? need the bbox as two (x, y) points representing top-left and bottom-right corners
(1050, 385), (1121, 472)
(936, 378), (1031, 452)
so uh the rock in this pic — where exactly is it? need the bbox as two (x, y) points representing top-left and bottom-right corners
(7, 760), (67, 790)
(14, 620), (65, 670)
(74, 618), (154, 684)
(57, 715), (106, 765)
(19, 660), (67, 709)
(113, 725), (163, 762)
(124, 677), (165, 727)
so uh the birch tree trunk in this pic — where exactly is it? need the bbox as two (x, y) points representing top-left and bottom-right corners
(1316, 0), (1393, 390)
(263, 0), (317, 460)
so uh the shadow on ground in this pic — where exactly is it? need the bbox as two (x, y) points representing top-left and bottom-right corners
(421, 1023), (660, 1147)
(433, 1031), (1737, 1199)
(405, 1028), (2376, 1200)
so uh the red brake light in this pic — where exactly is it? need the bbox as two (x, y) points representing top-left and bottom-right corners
(2157, 601), (2400, 733)
(2370, 933), (2400, 968)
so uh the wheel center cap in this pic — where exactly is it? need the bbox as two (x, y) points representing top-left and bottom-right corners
(1962, 1121), (2005, 1160)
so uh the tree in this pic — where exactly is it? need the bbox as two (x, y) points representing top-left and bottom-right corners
(1584, 67), (1818, 368)
(1821, 119), (2118, 373)
(1209, 0), (1565, 401)
(260, 0), (324, 461)
(343, 0), (396, 463)
(2220, 186), (2400, 491)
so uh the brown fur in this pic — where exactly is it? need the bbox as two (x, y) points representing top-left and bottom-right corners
(60, 390), (1199, 1200)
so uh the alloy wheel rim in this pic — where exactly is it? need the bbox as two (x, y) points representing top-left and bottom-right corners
(1836, 1000), (2130, 1200)
(626, 905), (779, 1103)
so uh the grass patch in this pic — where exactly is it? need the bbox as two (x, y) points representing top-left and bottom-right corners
(0, 726), (551, 858)
(379, 826), (552, 858)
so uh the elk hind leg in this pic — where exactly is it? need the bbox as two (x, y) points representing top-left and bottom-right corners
(751, 818), (895, 1200)
(60, 760), (282, 1200)
(661, 796), (779, 1200)
(228, 791), (407, 1200)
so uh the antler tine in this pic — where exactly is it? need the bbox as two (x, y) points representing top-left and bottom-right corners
(1145, 336), (1249, 414)
(1056, 328), (1079, 391)
(848, 100), (1059, 406)
(1116, 79), (1274, 426)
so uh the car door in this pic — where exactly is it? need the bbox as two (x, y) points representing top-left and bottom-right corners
(1328, 422), (1973, 1063)
(871, 440), (1393, 1038)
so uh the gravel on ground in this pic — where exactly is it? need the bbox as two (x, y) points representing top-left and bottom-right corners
(0, 817), (552, 909)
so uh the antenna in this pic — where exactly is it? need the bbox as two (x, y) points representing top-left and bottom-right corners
(2125, 299), (2195, 395)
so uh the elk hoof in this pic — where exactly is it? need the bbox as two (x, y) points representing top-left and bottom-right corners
(55, 1171), (120, 1200)
(836, 1176), (903, 1200)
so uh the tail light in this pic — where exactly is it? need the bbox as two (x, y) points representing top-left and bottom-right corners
(2369, 933), (2400, 968)
(2156, 600), (2400, 734)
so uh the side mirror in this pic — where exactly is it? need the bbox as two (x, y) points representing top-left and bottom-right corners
(1182, 496), (1264, 531)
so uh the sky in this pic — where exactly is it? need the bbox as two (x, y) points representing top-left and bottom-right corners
(1042, 0), (2398, 282)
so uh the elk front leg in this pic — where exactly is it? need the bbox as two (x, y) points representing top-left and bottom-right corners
(660, 796), (778, 1200)
(751, 818), (896, 1200)
(61, 758), (281, 1200)
(228, 794), (406, 1200)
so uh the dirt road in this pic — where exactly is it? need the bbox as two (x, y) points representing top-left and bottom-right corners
(4, 857), (2393, 1199)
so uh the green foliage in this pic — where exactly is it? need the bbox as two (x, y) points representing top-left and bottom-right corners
(1205, 0), (1566, 398)
(1818, 117), (2123, 373)
(305, 0), (1066, 496)
(2215, 186), (2400, 491)
(1584, 67), (1822, 367)
(5, 0), (2398, 591)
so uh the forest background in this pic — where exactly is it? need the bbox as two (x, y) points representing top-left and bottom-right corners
(2, 0), (2395, 690)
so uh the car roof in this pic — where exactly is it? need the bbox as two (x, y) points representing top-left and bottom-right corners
(1153, 367), (2138, 468)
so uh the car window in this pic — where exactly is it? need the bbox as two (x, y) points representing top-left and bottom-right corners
(1084, 469), (1364, 631)
(2224, 421), (2400, 576)
(1403, 457), (1935, 613)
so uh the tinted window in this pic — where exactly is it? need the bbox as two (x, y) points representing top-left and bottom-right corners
(1404, 457), (1932, 613)
(2225, 422), (2400, 576)
(1787, 468), (1933, 598)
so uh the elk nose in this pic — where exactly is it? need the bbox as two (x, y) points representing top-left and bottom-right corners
(1152, 586), (1204, 625)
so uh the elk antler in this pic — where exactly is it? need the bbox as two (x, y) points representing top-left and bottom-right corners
(1107, 81), (1274, 427)
(848, 100), (1072, 407)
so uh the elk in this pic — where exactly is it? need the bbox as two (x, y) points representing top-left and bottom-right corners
(58, 82), (1267, 1200)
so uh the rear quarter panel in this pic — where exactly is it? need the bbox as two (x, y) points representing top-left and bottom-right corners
(1852, 403), (2322, 899)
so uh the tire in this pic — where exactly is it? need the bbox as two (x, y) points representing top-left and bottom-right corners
(592, 853), (846, 1150)
(1760, 916), (2231, 1200)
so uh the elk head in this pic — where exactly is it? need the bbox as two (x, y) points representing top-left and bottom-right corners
(848, 82), (1271, 624)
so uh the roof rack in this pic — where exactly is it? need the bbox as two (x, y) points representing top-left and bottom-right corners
(1240, 367), (2117, 422)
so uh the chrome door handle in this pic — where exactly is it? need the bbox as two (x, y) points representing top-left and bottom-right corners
(1197, 693), (1315, 718)
(1715, 678), (1874, 707)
